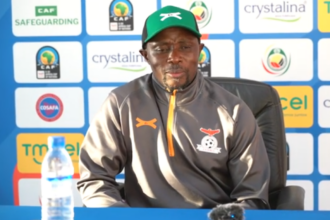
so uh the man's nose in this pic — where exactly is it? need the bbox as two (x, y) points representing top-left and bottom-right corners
(167, 47), (182, 63)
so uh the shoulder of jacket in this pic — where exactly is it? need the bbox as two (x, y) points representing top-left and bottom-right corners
(203, 78), (243, 105)
(109, 74), (152, 106)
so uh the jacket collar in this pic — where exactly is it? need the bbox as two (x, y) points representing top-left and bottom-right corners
(151, 71), (204, 106)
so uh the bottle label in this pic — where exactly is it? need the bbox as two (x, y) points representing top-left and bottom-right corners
(42, 176), (73, 198)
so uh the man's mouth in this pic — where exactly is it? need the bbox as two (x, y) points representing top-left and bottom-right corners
(167, 72), (184, 78)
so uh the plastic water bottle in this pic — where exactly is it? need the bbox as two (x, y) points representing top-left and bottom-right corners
(41, 136), (74, 220)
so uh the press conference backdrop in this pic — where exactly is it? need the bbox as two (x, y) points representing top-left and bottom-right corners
(0, 0), (330, 211)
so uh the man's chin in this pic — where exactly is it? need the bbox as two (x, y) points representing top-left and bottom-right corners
(165, 80), (186, 91)
(163, 74), (190, 91)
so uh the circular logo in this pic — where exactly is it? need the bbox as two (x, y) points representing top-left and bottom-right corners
(324, 99), (330, 108)
(37, 46), (59, 66)
(262, 46), (291, 76)
(201, 136), (218, 149)
(111, 0), (132, 17)
(36, 94), (63, 122)
(199, 47), (210, 64)
(189, 1), (212, 28)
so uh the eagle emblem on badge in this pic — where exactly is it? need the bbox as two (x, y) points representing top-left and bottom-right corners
(197, 128), (221, 154)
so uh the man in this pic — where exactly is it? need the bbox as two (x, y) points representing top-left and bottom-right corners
(78, 5), (270, 209)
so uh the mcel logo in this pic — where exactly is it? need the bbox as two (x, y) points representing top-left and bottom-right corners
(16, 133), (84, 174)
(273, 86), (313, 128)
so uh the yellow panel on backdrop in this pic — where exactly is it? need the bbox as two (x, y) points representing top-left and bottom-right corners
(16, 133), (84, 174)
(318, 0), (330, 32)
(273, 86), (314, 128)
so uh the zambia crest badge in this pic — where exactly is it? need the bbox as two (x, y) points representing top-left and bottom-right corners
(197, 128), (221, 154)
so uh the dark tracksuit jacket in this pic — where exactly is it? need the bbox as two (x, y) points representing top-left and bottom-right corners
(77, 72), (271, 209)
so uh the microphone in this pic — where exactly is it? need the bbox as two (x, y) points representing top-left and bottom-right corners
(208, 203), (245, 220)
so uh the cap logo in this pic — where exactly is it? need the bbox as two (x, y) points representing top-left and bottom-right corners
(160, 12), (182, 21)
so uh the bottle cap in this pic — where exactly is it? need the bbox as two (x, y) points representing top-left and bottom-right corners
(48, 136), (65, 149)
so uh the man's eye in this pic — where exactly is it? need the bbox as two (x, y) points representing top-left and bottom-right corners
(181, 46), (191, 50)
(154, 47), (169, 52)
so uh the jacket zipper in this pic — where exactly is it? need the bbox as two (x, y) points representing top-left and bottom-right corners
(166, 90), (177, 157)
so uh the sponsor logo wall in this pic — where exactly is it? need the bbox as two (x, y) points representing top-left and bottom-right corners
(0, 0), (329, 210)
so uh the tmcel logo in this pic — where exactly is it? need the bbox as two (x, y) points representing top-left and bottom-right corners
(318, 0), (330, 32)
(16, 133), (84, 174)
(273, 86), (313, 128)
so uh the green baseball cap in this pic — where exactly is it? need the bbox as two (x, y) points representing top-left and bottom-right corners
(142, 5), (202, 48)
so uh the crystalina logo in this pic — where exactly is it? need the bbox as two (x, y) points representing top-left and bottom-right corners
(188, 0), (212, 28)
(14, 5), (79, 27)
(244, 1), (307, 22)
(92, 51), (147, 72)
(261, 45), (291, 76)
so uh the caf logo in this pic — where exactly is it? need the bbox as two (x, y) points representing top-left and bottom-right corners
(198, 46), (211, 77)
(36, 46), (60, 79)
(109, 0), (134, 31)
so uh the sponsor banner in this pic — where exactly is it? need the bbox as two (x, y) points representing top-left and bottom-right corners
(273, 86), (313, 128)
(12, 0), (82, 36)
(87, 41), (151, 82)
(88, 87), (116, 124)
(86, 0), (157, 35)
(161, 0), (234, 34)
(240, 39), (313, 81)
(318, 133), (330, 175)
(13, 42), (83, 83)
(239, 0), (313, 33)
(16, 133), (84, 174)
(318, 86), (330, 128)
(199, 40), (235, 78)
(15, 87), (85, 128)
(318, 39), (330, 81)
(319, 181), (330, 210)
(286, 180), (314, 210)
(318, 0), (330, 32)
(286, 133), (313, 175)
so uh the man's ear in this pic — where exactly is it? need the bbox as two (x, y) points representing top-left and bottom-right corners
(139, 49), (151, 65)
(139, 49), (148, 61)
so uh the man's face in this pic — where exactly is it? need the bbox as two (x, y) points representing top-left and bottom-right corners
(140, 27), (204, 92)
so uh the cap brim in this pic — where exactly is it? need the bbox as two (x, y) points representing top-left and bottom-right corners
(143, 23), (202, 44)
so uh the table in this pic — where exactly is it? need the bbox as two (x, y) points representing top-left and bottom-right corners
(1, 206), (330, 220)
